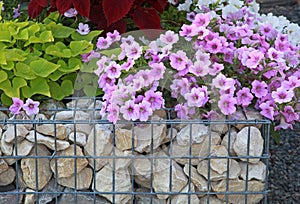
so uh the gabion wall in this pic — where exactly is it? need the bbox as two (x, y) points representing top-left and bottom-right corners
(0, 97), (270, 204)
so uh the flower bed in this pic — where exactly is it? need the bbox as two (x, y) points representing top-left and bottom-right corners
(0, 97), (270, 203)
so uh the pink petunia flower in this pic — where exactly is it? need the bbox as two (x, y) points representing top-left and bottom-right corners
(64, 8), (78, 17)
(218, 94), (237, 115)
(96, 37), (112, 50)
(175, 103), (189, 119)
(169, 51), (189, 71)
(105, 61), (121, 79)
(106, 30), (121, 43)
(236, 87), (254, 107)
(9, 98), (24, 115)
(76, 23), (90, 35)
(271, 87), (294, 104)
(160, 30), (179, 45)
(136, 101), (153, 121)
(281, 106), (299, 123)
(144, 90), (164, 110)
(184, 86), (208, 107)
(192, 13), (210, 27)
(120, 100), (138, 121)
(259, 102), (275, 120)
(23, 98), (40, 116)
(251, 80), (268, 98)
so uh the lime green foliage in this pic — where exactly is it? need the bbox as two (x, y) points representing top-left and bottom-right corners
(0, 12), (102, 105)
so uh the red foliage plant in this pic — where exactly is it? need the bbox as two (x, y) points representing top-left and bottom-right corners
(28, 0), (168, 34)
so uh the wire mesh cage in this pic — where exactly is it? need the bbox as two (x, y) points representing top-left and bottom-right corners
(0, 97), (270, 204)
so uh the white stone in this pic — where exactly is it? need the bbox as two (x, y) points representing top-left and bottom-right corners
(221, 129), (237, 155)
(210, 145), (230, 174)
(53, 110), (90, 120)
(94, 165), (131, 204)
(50, 145), (88, 178)
(13, 139), (34, 156)
(24, 189), (35, 204)
(66, 98), (94, 109)
(233, 126), (264, 164)
(211, 179), (265, 204)
(134, 123), (166, 153)
(197, 159), (241, 181)
(58, 167), (93, 190)
(115, 128), (137, 150)
(21, 145), (53, 190)
(84, 124), (113, 170)
(199, 195), (226, 204)
(177, 124), (208, 146)
(36, 124), (67, 140)
(0, 159), (9, 174)
(183, 164), (208, 191)
(26, 131), (70, 151)
(167, 183), (199, 204)
(1, 133), (13, 155)
(170, 132), (221, 165)
(68, 132), (87, 146)
(240, 161), (267, 181)
(108, 148), (131, 171)
(3, 125), (29, 143)
(0, 167), (15, 186)
(132, 156), (152, 188)
(153, 151), (188, 199)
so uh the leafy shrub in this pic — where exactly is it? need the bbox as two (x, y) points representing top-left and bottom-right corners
(27, 0), (168, 34)
(0, 11), (101, 105)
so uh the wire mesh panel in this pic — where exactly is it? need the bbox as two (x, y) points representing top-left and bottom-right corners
(0, 97), (270, 204)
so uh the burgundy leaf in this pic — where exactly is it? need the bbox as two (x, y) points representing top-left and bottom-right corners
(55, 0), (73, 14)
(36, 0), (49, 7)
(102, 0), (134, 26)
(73, 0), (90, 17)
(28, 0), (44, 18)
(133, 7), (162, 30)
(106, 19), (127, 34)
(89, 4), (104, 23)
(145, 0), (168, 13)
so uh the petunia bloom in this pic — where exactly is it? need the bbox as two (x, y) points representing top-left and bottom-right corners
(23, 98), (40, 116)
(9, 98), (24, 115)
(218, 94), (237, 115)
(77, 23), (90, 35)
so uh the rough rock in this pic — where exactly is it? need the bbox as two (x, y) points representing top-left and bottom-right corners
(108, 148), (131, 171)
(221, 129), (238, 155)
(0, 167), (16, 186)
(132, 156), (152, 188)
(13, 140), (34, 156)
(115, 128), (137, 151)
(210, 145), (230, 174)
(26, 131), (70, 151)
(197, 159), (241, 181)
(134, 123), (166, 153)
(1, 134), (13, 155)
(68, 132), (87, 146)
(167, 183), (199, 204)
(21, 145), (53, 190)
(233, 126), (264, 164)
(135, 188), (166, 204)
(176, 124), (208, 145)
(37, 178), (64, 203)
(58, 167), (93, 190)
(183, 164), (208, 191)
(50, 145), (88, 178)
(0, 159), (8, 174)
(240, 161), (267, 181)
(66, 98), (94, 109)
(245, 110), (263, 129)
(199, 195), (226, 204)
(3, 125), (29, 143)
(84, 124), (113, 170)
(36, 124), (67, 140)
(94, 165), (131, 204)
(211, 179), (265, 204)
(24, 189), (35, 204)
(88, 100), (102, 119)
(153, 151), (188, 199)
(170, 132), (221, 165)
(53, 110), (90, 121)
(0, 190), (23, 203)
(39, 99), (65, 117)
(59, 188), (111, 204)
(161, 128), (177, 144)
(8, 112), (33, 130)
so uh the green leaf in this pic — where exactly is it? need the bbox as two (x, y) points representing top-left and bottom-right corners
(49, 70), (66, 81)
(80, 57), (98, 73)
(49, 22), (75, 38)
(14, 29), (29, 40)
(22, 77), (50, 98)
(43, 11), (60, 24)
(1, 93), (13, 106)
(30, 59), (60, 77)
(5, 49), (27, 61)
(58, 58), (81, 73)
(14, 62), (37, 80)
(45, 42), (72, 58)
(0, 77), (27, 98)
(0, 70), (8, 83)
(0, 52), (6, 65)
(70, 41), (93, 56)
(0, 31), (11, 42)
(49, 80), (74, 100)
(27, 30), (54, 45)
(71, 30), (102, 42)
(1, 61), (14, 70)
(271, 124), (280, 144)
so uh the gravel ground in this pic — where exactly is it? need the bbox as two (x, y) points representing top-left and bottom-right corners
(259, 2), (300, 203)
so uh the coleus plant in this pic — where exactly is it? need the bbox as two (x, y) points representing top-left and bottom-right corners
(28, 0), (168, 34)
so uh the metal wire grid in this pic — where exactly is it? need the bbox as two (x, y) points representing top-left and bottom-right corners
(0, 97), (271, 204)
